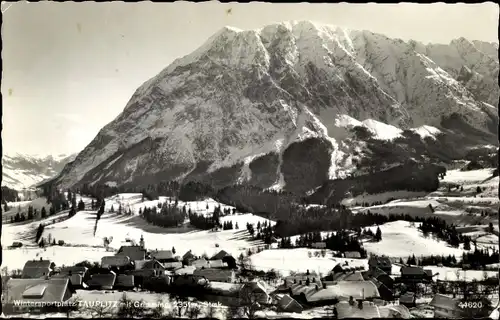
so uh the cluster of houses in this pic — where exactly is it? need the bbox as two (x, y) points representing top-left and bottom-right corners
(1, 239), (472, 319)
(271, 254), (464, 318)
(2, 235), (242, 315)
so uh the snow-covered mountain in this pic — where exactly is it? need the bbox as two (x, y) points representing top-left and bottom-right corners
(51, 21), (498, 193)
(2, 153), (77, 190)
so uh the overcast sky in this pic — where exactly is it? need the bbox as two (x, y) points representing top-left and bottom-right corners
(2, 1), (498, 156)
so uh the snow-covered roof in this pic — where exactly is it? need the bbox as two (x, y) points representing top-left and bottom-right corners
(308, 280), (380, 302)
(150, 250), (174, 260)
(336, 300), (381, 319)
(8, 278), (70, 303)
(429, 294), (460, 311)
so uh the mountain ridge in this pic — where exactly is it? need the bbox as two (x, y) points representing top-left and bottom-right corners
(49, 21), (499, 193)
(2, 153), (77, 190)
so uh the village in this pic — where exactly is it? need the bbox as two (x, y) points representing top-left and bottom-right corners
(2, 168), (499, 319)
(3, 224), (498, 319)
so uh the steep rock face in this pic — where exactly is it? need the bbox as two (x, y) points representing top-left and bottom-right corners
(423, 39), (499, 108)
(53, 21), (498, 193)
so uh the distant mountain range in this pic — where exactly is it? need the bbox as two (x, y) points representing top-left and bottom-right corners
(2, 153), (77, 190)
(47, 21), (498, 194)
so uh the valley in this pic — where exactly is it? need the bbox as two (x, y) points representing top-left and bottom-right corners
(2, 167), (498, 318)
(2, 9), (498, 319)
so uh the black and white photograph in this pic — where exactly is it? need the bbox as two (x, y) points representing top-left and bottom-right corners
(1, 1), (499, 319)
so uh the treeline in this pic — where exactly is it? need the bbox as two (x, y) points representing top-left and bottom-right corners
(109, 203), (133, 215)
(140, 203), (186, 228)
(77, 181), (180, 202)
(272, 207), (466, 252)
(215, 184), (300, 219)
(278, 230), (368, 257)
(406, 248), (500, 270)
(309, 161), (445, 206)
(187, 204), (223, 230)
(252, 222), (273, 244)
(271, 207), (388, 238)
(179, 181), (215, 202)
(461, 248), (500, 269)
(418, 218), (471, 248)
(1, 186), (19, 204)
(188, 211), (216, 230)
(9, 191), (85, 224)
(10, 205), (55, 223)
(42, 187), (70, 212)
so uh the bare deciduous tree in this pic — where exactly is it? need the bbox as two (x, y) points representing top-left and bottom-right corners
(237, 285), (263, 319)
(225, 305), (243, 319)
(205, 304), (217, 318)
(82, 301), (114, 318)
(150, 296), (166, 318)
(187, 304), (202, 319)
(62, 295), (82, 318)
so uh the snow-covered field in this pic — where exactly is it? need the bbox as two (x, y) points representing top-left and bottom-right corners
(249, 248), (370, 276)
(341, 191), (429, 206)
(349, 169), (498, 228)
(392, 265), (499, 282)
(2, 246), (109, 271)
(1, 195), (276, 272)
(2, 165), (497, 305)
(363, 221), (471, 258)
(442, 168), (497, 185)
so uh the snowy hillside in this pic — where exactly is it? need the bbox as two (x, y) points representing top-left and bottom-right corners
(49, 21), (497, 193)
(2, 194), (275, 270)
(2, 153), (76, 190)
(5, 193), (496, 280)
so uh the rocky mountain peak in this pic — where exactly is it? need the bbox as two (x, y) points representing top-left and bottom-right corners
(50, 21), (498, 193)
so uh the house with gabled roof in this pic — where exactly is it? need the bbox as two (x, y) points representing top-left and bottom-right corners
(429, 294), (462, 318)
(50, 273), (87, 289)
(162, 261), (183, 270)
(58, 266), (88, 276)
(275, 294), (303, 313)
(4, 278), (73, 314)
(182, 250), (197, 265)
(114, 274), (135, 290)
(240, 280), (271, 304)
(307, 280), (380, 303)
(132, 259), (167, 277)
(399, 291), (416, 308)
(369, 278), (393, 301)
(193, 268), (235, 283)
(325, 270), (364, 282)
(116, 245), (146, 261)
(22, 259), (53, 279)
(101, 256), (131, 269)
(368, 255), (392, 274)
(211, 250), (230, 260)
(362, 267), (394, 290)
(286, 270), (320, 284)
(400, 266), (433, 283)
(192, 258), (227, 269)
(150, 250), (176, 263)
(86, 272), (116, 290)
(171, 274), (209, 287)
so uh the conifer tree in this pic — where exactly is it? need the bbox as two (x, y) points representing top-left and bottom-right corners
(375, 226), (382, 242)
